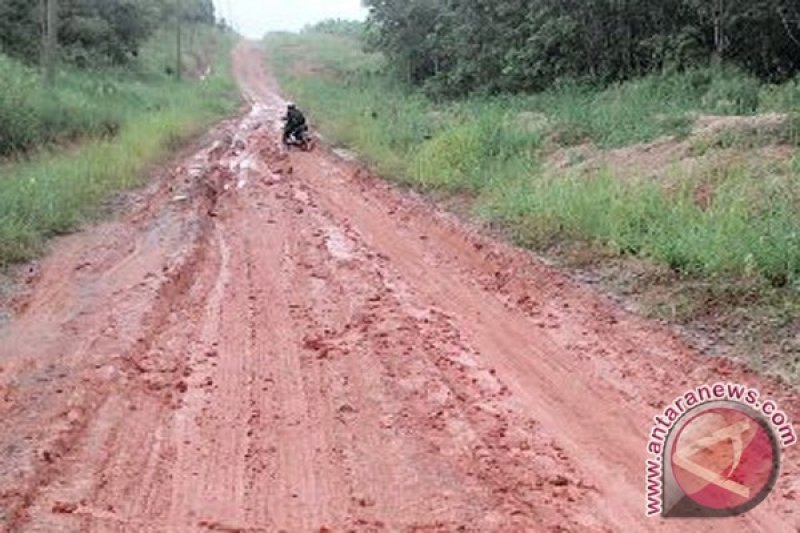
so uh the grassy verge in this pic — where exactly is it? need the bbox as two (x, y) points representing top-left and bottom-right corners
(267, 32), (800, 284)
(266, 31), (800, 382)
(0, 28), (238, 265)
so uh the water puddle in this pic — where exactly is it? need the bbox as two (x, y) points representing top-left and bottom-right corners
(322, 226), (355, 261)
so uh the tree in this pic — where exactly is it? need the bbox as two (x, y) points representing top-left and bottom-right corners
(43, 0), (57, 83)
(364, 0), (443, 84)
(363, 0), (800, 96)
(0, 0), (216, 69)
(0, 0), (43, 62)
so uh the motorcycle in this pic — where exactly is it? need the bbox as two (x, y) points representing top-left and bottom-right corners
(283, 125), (314, 152)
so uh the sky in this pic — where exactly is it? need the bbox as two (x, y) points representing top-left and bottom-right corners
(213, 0), (368, 39)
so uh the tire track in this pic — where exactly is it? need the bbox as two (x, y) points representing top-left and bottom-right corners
(0, 42), (796, 533)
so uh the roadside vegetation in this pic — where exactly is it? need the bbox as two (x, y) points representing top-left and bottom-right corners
(266, 22), (800, 381)
(0, 1), (237, 265)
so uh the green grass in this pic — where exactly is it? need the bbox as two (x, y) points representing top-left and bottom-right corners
(266, 31), (800, 289)
(0, 25), (232, 157)
(481, 169), (800, 285)
(0, 28), (238, 265)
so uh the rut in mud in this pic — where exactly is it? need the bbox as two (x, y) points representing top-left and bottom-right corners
(0, 43), (797, 532)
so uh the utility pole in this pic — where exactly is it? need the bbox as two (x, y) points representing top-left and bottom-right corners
(713, 0), (725, 59)
(176, 0), (183, 81)
(42, 0), (58, 84)
(40, 0), (46, 68)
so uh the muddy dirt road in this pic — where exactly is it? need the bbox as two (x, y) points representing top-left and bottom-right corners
(0, 43), (797, 532)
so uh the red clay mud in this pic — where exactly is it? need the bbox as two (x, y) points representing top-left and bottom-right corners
(0, 43), (797, 532)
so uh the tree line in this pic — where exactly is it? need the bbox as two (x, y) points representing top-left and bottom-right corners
(303, 18), (365, 38)
(363, 0), (800, 95)
(0, 0), (215, 69)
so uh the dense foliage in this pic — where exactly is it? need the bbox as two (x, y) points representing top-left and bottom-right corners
(0, 0), (215, 68)
(364, 0), (800, 95)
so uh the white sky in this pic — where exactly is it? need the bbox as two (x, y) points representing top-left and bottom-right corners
(213, 0), (368, 38)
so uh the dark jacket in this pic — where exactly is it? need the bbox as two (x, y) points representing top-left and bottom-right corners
(284, 108), (306, 131)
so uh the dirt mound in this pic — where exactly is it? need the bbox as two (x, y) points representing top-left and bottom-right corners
(546, 112), (794, 184)
(693, 112), (790, 137)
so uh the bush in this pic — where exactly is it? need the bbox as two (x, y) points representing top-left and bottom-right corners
(413, 123), (485, 190)
(759, 78), (800, 112)
(702, 71), (761, 114)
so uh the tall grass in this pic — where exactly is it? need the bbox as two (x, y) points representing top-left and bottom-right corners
(266, 32), (800, 288)
(0, 29), (238, 265)
(0, 25), (232, 157)
(482, 170), (800, 284)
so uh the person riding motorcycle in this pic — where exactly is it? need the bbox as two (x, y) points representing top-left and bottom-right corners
(282, 103), (308, 145)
